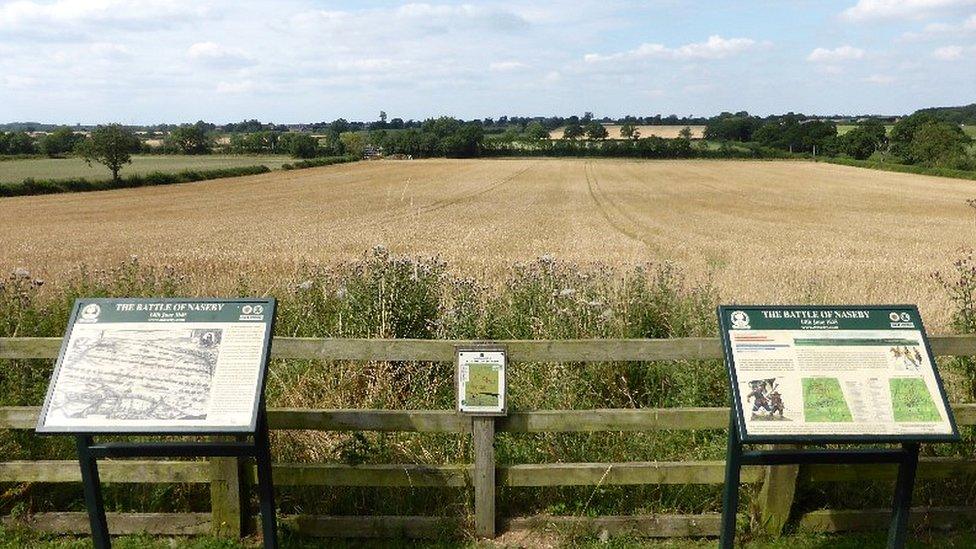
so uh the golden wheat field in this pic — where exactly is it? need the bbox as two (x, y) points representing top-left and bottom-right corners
(0, 158), (971, 328)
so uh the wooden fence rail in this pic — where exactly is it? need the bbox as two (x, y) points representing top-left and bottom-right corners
(1, 335), (975, 540)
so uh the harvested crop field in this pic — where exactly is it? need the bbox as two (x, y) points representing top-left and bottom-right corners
(0, 158), (971, 328)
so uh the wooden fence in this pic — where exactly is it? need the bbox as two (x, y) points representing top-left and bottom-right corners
(2, 335), (976, 540)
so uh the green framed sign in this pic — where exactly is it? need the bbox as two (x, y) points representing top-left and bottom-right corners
(36, 298), (276, 435)
(718, 304), (959, 444)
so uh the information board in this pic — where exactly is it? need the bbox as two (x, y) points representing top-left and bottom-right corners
(456, 347), (506, 415)
(719, 305), (958, 443)
(36, 298), (275, 434)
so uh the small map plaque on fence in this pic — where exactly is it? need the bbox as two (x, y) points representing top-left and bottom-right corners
(719, 305), (958, 443)
(36, 298), (275, 434)
(456, 346), (506, 415)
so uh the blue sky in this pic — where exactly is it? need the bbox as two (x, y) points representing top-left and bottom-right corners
(0, 0), (973, 124)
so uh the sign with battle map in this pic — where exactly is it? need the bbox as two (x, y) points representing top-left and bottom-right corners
(718, 305), (958, 444)
(36, 298), (275, 434)
(456, 347), (506, 415)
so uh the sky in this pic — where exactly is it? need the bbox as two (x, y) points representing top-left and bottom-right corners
(0, 0), (974, 124)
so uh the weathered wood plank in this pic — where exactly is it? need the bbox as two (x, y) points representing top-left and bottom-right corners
(472, 416), (496, 538)
(255, 463), (472, 487)
(0, 337), (61, 359)
(269, 408), (468, 432)
(498, 461), (763, 486)
(281, 515), (460, 538)
(930, 335), (976, 358)
(5, 404), (976, 433)
(798, 506), (976, 533)
(755, 445), (799, 536)
(502, 513), (722, 538)
(209, 455), (243, 538)
(1, 512), (211, 535)
(0, 406), (38, 429)
(802, 457), (976, 483)
(0, 460), (210, 483)
(2, 335), (972, 362)
(500, 408), (730, 432)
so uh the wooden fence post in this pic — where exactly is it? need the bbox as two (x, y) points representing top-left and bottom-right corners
(755, 444), (799, 536)
(210, 455), (244, 538)
(472, 416), (496, 538)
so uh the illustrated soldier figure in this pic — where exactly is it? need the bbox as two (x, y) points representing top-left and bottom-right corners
(747, 380), (772, 419)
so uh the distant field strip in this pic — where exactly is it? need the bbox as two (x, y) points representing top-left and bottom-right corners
(0, 158), (971, 328)
(0, 154), (290, 183)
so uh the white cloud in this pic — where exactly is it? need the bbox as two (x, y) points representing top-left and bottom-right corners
(0, 0), (206, 33)
(186, 42), (254, 69)
(933, 45), (965, 59)
(807, 45), (865, 62)
(585, 35), (759, 63)
(3, 74), (36, 89)
(215, 80), (256, 94)
(89, 42), (131, 59)
(863, 73), (896, 84)
(489, 61), (528, 72)
(841, 0), (976, 21)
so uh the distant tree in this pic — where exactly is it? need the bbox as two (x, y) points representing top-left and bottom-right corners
(620, 123), (639, 140)
(910, 121), (971, 167)
(584, 122), (608, 140)
(678, 126), (693, 140)
(841, 128), (879, 160)
(379, 111), (387, 123)
(40, 127), (82, 156)
(340, 132), (367, 157)
(704, 114), (761, 142)
(2, 131), (36, 154)
(280, 133), (320, 158)
(166, 122), (213, 155)
(77, 124), (140, 181)
(525, 121), (550, 140)
(563, 123), (584, 140)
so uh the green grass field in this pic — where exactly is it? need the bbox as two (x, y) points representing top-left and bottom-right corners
(835, 124), (894, 136)
(0, 155), (290, 183)
(890, 377), (941, 422)
(802, 377), (853, 422)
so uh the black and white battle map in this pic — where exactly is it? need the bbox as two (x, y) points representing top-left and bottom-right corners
(49, 328), (222, 422)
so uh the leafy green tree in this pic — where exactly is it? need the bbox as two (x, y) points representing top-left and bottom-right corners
(166, 123), (213, 155)
(77, 124), (140, 181)
(280, 133), (320, 158)
(2, 131), (36, 154)
(620, 123), (639, 140)
(841, 127), (879, 160)
(910, 121), (971, 167)
(40, 127), (82, 156)
(525, 121), (550, 140)
(678, 126), (693, 140)
(563, 123), (584, 140)
(340, 132), (366, 157)
(584, 122), (608, 140)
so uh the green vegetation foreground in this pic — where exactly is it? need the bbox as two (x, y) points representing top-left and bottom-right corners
(2, 249), (976, 544)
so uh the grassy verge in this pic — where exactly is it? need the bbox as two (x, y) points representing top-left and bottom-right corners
(818, 157), (976, 181)
(281, 154), (360, 170)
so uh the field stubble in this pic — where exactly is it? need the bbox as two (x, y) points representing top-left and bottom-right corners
(0, 157), (971, 329)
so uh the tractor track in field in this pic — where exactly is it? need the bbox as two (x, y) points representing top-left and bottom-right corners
(584, 161), (660, 251)
(361, 161), (537, 229)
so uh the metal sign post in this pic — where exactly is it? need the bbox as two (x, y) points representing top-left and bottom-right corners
(717, 305), (958, 549)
